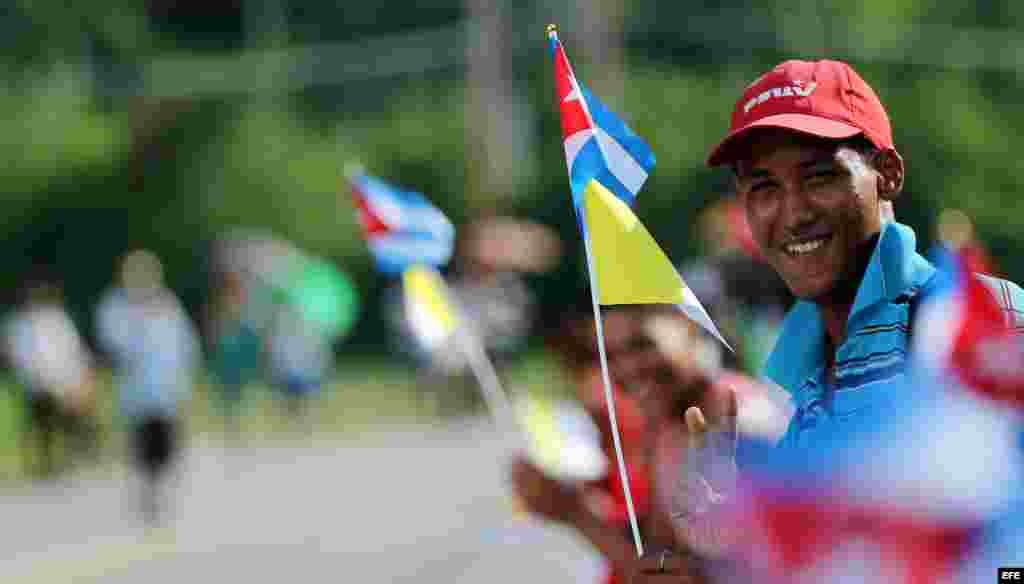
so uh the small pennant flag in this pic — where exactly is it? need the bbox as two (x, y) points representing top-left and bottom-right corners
(402, 265), (457, 348)
(583, 179), (687, 305)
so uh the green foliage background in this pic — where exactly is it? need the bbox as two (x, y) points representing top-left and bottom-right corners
(3, 1), (1023, 350)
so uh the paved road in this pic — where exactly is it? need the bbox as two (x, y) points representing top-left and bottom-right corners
(0, 418), (602, 583)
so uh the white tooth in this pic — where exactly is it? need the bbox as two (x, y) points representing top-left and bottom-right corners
(787, 238), (824, 255)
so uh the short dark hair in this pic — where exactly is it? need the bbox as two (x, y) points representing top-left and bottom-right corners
(728, 132), (882, 177)
(838, 134), (881, 165)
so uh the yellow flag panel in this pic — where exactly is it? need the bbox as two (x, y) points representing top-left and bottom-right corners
(583, 180), (686, 305)
(403, 265), (457, 339)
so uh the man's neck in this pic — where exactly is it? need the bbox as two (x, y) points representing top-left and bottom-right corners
(816, 231), (882, 350)
(819, 302), (854, 354)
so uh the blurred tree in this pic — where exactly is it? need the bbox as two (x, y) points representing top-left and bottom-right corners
(3, 0), (1024, 354)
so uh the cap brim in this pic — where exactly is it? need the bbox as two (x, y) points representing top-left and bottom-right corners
(706, 114), (862, 167)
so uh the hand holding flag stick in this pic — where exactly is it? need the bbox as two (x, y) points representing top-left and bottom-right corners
(547, 24), (731, 558)
(345, 166), (522, 442)
(401, 266), (522, 440)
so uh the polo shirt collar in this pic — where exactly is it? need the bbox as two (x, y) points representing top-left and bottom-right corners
(763, 221), (919, 394)
(850, 221), (920, 318)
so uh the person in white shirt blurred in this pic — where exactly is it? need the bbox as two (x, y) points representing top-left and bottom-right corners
(4, 274), (97, 478)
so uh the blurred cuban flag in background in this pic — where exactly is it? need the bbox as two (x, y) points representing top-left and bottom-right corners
(348, 170), (455, 276)
(348, 169), (459, 351)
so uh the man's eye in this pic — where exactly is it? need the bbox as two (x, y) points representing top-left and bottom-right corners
(749, 180), (774, 193)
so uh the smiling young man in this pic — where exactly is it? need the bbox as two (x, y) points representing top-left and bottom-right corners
(707, 59), (1009, 448)
(630, 59), (1024, 581)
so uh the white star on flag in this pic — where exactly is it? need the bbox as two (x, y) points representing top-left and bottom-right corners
(563, 74), (583, 106)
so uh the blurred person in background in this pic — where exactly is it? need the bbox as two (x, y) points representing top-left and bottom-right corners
(512, 301), (786, 584)
(3, 272), (98, 479)
(931, 207), (997, 276)
(204, 268), (263, 440)
(257, 246), (355, 430)
(265, 298), (332, 427)
(635, 59), (1024, 580)
(96, 250), (200, 524)
(511, 304), (657, 584)
(633, 308), (788, 583)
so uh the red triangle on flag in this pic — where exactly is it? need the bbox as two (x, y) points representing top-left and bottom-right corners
(552, 39), (592, 140)
(752, 494), (975, 584)
(952, 273), (1024, 406)
(351, 189), (392, 236)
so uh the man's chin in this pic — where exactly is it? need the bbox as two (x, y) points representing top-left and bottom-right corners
(783, 276), (837, 302)
(771, 257), (835, 301)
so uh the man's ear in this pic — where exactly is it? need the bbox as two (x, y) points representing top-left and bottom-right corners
(875, 148), (904, 201)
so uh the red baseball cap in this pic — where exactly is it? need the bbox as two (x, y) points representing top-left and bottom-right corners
(707, 60), (895, 167)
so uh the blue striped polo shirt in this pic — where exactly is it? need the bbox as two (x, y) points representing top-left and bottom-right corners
(763, 221), (937, 449)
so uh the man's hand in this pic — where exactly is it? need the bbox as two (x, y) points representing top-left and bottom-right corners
(509, 457), (583, 524)
(669, 383), (739, 557)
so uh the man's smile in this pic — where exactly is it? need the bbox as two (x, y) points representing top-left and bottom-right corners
(781, 232), (834, 258)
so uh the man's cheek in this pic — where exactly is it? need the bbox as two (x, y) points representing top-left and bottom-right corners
(748, 226), (772, 257)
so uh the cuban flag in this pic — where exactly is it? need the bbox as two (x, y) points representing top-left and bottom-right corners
(728, 424), (993, 584)
(958, 508), (1024, 583)
(912, 248), (1024, 583)
(548, 26), (655, 211)
(670, 446), (980, 584)
(348, 171), (455, 275)
(915, 248), (1024, 409)
(738, 489), (979, 584)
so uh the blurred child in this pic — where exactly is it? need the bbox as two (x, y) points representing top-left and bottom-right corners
(511, 304), (790, 583)
(511, 305), (669, 584)
(265, 301), (331, 426)
(205, 269), (263, 439)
